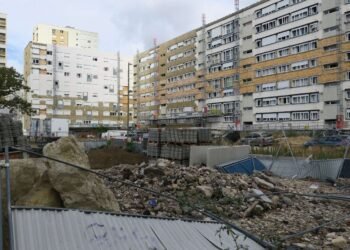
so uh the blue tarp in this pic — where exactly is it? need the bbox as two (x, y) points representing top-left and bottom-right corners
(217, 157), (266, 175)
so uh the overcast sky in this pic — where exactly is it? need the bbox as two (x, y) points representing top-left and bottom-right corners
(1, 0), (257, 72)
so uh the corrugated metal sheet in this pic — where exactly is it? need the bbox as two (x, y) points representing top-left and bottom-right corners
(12, 207), (265, 250)
(217, 157), (266, 175)
(254, 155), (343, 181)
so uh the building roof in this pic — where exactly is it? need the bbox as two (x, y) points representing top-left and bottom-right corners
(12, 207), (265, 250)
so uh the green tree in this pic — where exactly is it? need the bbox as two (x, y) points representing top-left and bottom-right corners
(0, 67), (32, 114)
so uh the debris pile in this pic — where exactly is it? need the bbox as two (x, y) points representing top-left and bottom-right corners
(101, 159), (350, 248)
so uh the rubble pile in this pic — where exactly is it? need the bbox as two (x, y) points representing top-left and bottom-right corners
(101, 159), (350, 248)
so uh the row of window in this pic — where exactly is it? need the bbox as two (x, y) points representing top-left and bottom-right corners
(256, 111), (319, 122)
(167, 60), (196, 72)
(256, 40), (317, 62)
(168, 95), (195, 103)
(255, 4), (318, 34)
(167, 37), (196, 52)
(209, 75), (239, 90)
(256, 77), (318, 92)
(255, 93), (319, 107)
(167, 83), (196, 94)
(256, 22), (318, 48)
(256, 59), (316, 77)
(167, 72), (195, 83)
(207, 101), (240, 114)
(168, 49), (195, 62)
(256, 0), (306, 18)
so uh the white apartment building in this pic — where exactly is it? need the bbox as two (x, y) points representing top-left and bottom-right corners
(134, 0), (350, 130)
(0, 12), (6, 67)
(241, 0), (350, 130)
(23, 42), (124, 133)
(33, 24), (98, 49)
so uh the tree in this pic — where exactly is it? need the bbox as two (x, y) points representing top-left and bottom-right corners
(0, 67), (32, 114)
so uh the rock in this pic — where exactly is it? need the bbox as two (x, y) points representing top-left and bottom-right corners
(144, 166), (165, 177)
(196, 185), (214, 198)
(157, 159), (171, 168)
(43, 136), (90, 168)
(282, 196), (293, 206)
(253, 177), (274, 190)
(2, 158), (62, 207)
(251, 188), (272, 203)
(292, 243), (307, 248)
(221, 187), (238, 199)
(243, 200), (259, 218)
(326, 232), (336, 239)
(332, 236), (347, 249)
(43, 136), (120, 212)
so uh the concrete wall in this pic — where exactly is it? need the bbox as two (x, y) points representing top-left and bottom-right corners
(190, 145), (250, 168)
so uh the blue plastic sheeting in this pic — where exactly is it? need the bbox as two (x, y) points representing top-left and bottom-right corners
(216, 157), (266, 175)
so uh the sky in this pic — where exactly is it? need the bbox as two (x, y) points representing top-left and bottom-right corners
(1, 0), (257, 73)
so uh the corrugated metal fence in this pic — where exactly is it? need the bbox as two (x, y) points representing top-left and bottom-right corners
(12, 207), (265, 250)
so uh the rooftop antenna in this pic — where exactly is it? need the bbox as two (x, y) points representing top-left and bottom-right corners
(202, 13), (206, 26)
(153, 38), (157, 48)
(235, 0), (239, 12)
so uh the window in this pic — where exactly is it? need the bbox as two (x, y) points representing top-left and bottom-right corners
(47, 51), (52, 55)
(324, 44), (338, 51)
(310, 111), (319, 120)
(32, 59), (39, 64)
(277, 65), (289, 73)
(292, 112), (309, 120)
(278, 48), (289, 57)
(324, 63), (338, 69)
(292, 95), (309, 104)
(223, 49), (233, 61)
(278, 15), (289, 26)
(347, 109), (350, 120)
(278, 96), (290, 105)
(224, 77), (233, 88)
(347, 71), (350, 80)
(324, 7), (339, 14)
(77, 73), (82, 78)
(104, 67), (109, 71)
(291, 25), (308, 37)
(310, 93), (319, 103)
(64, 72), (70, 77)
(92, 57), (98, 61)
(346, 52), (350, 61)
(291, 8), (308, 21)
(324, 26), (338, 33)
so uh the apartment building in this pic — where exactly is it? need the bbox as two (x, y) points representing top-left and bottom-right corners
(33, 24), (98, 49)
(0, 12), (6, 67)
(133, 0), (350, 130)
(23, 41), (125, 134)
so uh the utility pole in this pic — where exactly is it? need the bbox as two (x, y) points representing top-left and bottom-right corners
(127, 62), (132, 130)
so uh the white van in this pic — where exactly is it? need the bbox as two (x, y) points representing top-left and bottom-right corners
(101, 130), (128, 140)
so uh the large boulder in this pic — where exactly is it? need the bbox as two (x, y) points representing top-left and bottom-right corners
(43, 136), (90, 168)
(43, 136), (120, 211)
(2, 136), (119, 212)
(2, 158), (62, 207)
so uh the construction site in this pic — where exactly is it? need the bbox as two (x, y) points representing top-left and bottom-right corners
(2, 0), (350, 249)
(0, 113), (349, 249)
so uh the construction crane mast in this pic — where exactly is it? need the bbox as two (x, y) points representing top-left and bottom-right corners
(235, 0), (239, 12)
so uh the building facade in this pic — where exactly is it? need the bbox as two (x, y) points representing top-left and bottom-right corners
(133, 0), (350, 130)
(23, 41), (126, 134)
(33, 24), (98, 49)
(0, 12), (6, 67)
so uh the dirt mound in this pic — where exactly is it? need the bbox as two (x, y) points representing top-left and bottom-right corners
(88, 146), (148, 169)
